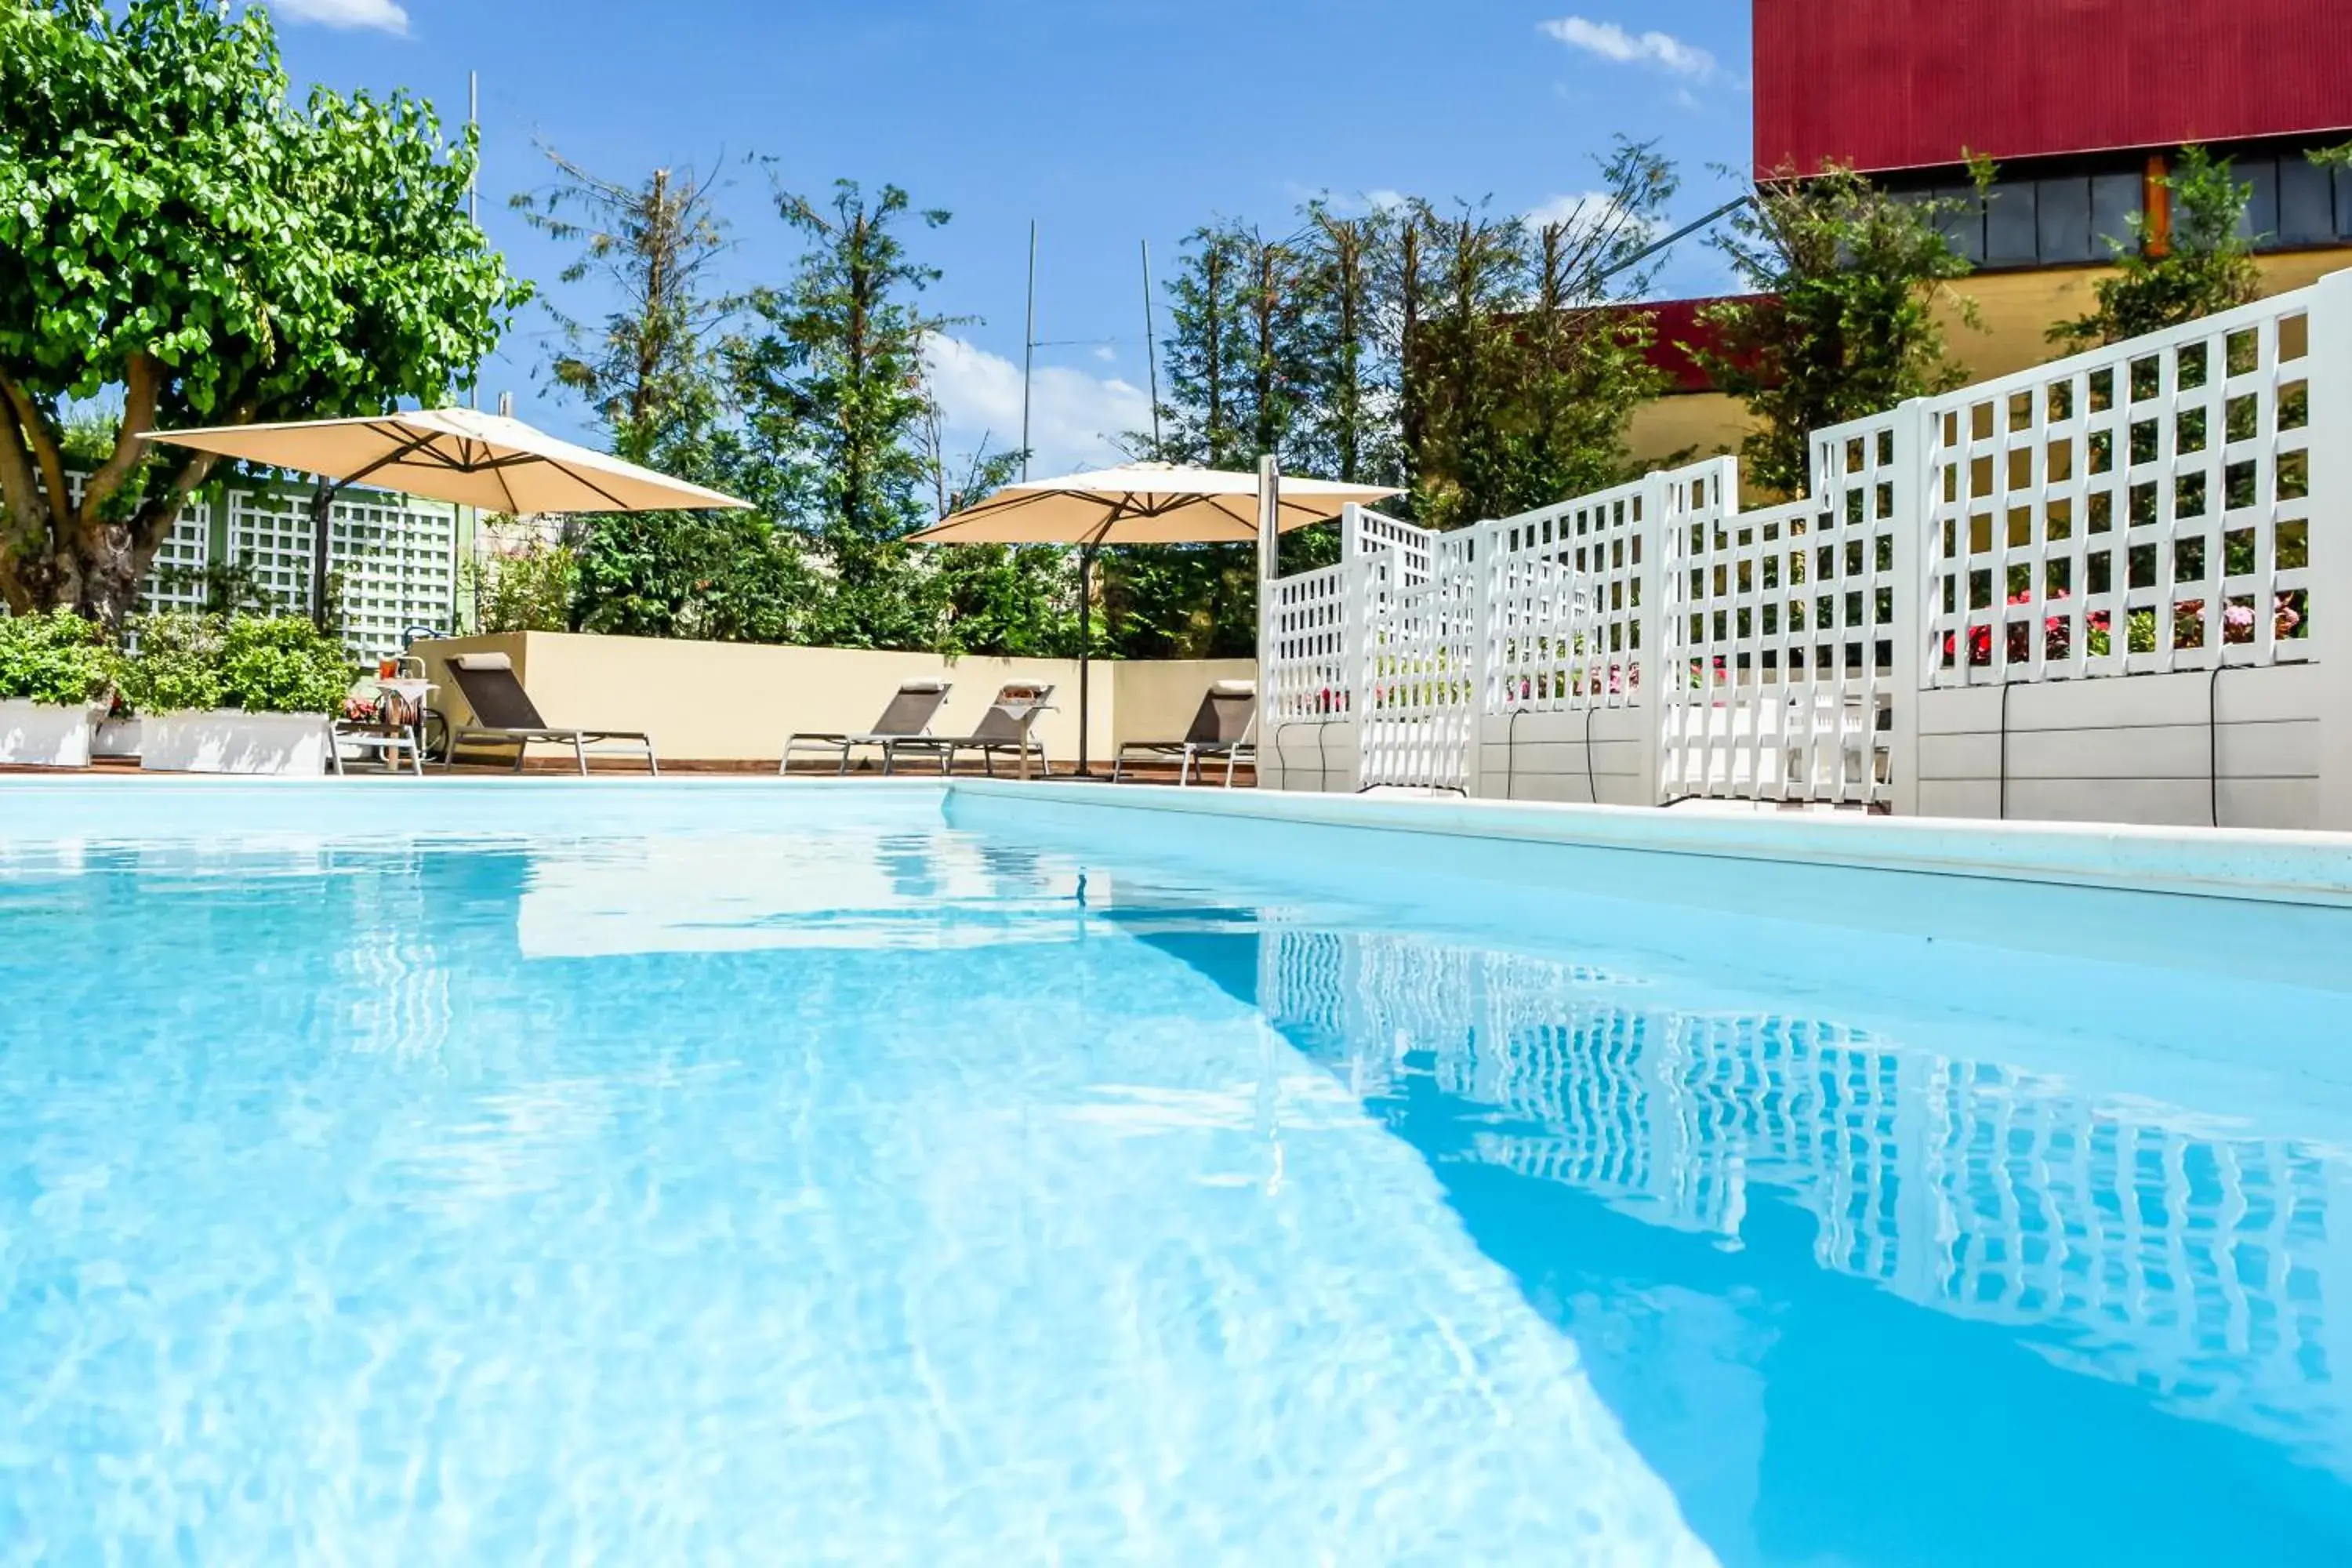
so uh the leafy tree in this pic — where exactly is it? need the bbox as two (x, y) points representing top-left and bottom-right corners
(510, 150), (742, 467)
(1155, 224), (1253, 467)
(0, 0), (526, 623)
(735, 180), (948, 648)
(2049, 146), (2259, 352)
(1406, 140), (1677, 527)
(1698, 162), (1980, 499)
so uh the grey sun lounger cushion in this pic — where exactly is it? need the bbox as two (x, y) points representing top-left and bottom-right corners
(1112, 680), (1256, 786)
(444, 652), (659, 776)
(782, 680), (953, 774)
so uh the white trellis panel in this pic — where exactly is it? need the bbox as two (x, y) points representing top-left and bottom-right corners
(1481, 474), (1651, 713)
(1926, 292), (2315, 685)
(1345, 506), (1435, 590)
(228, 486), (460, 661)
(1265, 562), (1354, 721)
(1358, 551), (1478, 791)
(139, 500), (213, 614)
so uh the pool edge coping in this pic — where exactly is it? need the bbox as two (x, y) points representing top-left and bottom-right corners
(943, 781), (2352, 909)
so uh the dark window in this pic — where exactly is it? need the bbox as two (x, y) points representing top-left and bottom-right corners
(2337, 164), (2352, 241)
(2235, 156), (2279, 244)
(2091, 172), (2141, 258)
(1984, 180), (2038, 263)
(2036, 176), (2093, 263)
(2279, 156), (2336, 245)
(1933, 185), (1985, 264)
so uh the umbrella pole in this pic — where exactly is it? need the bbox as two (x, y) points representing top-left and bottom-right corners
(1076, 542), (1097, 777)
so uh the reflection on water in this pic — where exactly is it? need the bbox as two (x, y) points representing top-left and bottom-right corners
(1240, 924), (2352, 1563)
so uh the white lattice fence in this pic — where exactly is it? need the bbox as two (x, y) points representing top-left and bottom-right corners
(1265, 562), (1353, 721)
(1481, 474), (1651, 713)
(1345, 506), (1434, 589)
(1925, 292), (2314, 685)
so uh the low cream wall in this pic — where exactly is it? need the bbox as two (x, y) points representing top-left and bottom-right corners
(413, 632), (1253, 769)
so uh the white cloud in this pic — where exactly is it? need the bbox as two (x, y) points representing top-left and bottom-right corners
(923, 335), (1151, 478)
(271, 0), (412, 34)
(1538, 16), (1715, 80)
(1524, 191), (1657, 241)
(1091, 344), (1117, 364)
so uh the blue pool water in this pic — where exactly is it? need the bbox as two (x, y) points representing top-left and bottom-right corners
(3, 783), (2351, 1564)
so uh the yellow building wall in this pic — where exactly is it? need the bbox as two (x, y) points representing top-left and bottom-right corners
(1627, 252), (2352, 473)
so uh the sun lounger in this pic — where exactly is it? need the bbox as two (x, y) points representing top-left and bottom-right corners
(1111, 680), (1256, 786)
(781, 680), (953, 775)
(442, 653), (658, 775)
(883, 683), (1054, 778)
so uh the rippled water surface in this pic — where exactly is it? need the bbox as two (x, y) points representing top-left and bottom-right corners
(3, 783), (2351, 1565)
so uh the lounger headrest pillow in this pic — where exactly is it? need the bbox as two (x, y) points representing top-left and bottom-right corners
(1210, 680), (1257, 696)
(898, 680), (949, 694)
(451, 653), (514, 672)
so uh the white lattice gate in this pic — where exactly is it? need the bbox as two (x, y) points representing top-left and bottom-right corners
(1358, 548), (1479, 791)
(1658, 435), (1904, 807)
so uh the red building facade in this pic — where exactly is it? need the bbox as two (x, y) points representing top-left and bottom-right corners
(1755, 0), (2352, 176)
(1751, 0), (2352, 270)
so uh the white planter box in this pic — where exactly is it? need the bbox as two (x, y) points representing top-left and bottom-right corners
(0, 699), (100, 768)
(139, 710), (335, 775)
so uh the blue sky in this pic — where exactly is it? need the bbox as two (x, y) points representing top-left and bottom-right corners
(268, 0), (1755, 475)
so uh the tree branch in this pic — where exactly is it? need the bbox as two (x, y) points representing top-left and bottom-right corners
(0, 368), (71, 539)
(76, 351), (162, 528)
(0, 378), (44, 543)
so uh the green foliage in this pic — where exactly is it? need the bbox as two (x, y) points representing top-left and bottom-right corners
(149, 559), (281, 617)
(465, 535), (580, 633)
(1404, 143), (1676, 528)
(932, 546), (1076, 657)
(1697, 162), (1980, 499)
(118, 613), (224, 714)
(572, 510), (817, 644)
(119, 612), (350, 713)
(0, 607), (119, 706)
(2049, 147), (2259, 353)
(0, 0), (528, 622)
(218, 615), (354, 714)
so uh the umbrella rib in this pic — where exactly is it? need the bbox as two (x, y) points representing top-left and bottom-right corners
(532, 456), (632, 510)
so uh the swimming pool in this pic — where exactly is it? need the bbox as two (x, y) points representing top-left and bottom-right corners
(3, 782), (2350, 1563)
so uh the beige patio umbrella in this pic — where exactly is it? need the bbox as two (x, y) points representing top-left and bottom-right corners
(907, 459), (1400, 775)
(151, 405), (750, 626)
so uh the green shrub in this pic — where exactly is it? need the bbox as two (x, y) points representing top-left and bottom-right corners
(122, 614), (356, 715)
(218, 616), (355, 714)
(0, 608), (122, 706)
(120, 613), (227, 714)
